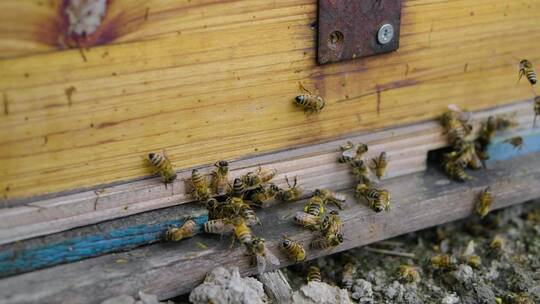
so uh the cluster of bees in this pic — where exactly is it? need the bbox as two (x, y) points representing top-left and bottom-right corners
(337, 141), (390, 212)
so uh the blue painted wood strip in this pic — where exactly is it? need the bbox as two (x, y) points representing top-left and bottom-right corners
(0, 214), (208, 278)
(487, 128), (540, 162)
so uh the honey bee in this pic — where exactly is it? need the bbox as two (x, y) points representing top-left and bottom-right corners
(229, 178), (247, 198)
(204, 218), (235, 234)
(248, 237), (280, 274)
(441, 110), (472, 149)
(340, 142), (369, 160)
(504, 136), (524, 150)
(314, 189), (346, 209)
(371, 152), (388, 179)
(351, 160), (370, 184)
(397, 265), (420, 283)
(203, 198), (223, 220)
(355, 184), (390, 212)
(232, 217), (254, 245)
(321, 210), (342, 238)
(224, 196), (249, 216)
(188, 169), (210, 201)
(464, 255), (482, 269)
(310, 233), (343, 249)
(341, 262), (357, 290)
(248, 184), (280, 208)
(534, 96), (540, 128)
(242, 167), (277, 188)
(476, 187), (493, 218)
(337, 154), (355, 165)
(444, 161), (472, 182)
(281, 236), (306, 262)
(490, 235), (505, 255)
(240, 205), (260, 226)
(278, 176), (302, 202)
(518, 59), (537, 85)
(294, 211), (322, 230)
(495, 116), (518, 130)
(430, 254), (457, 270)
(294, 84), (325, 113)
(211, 160), (229, 193)
(165, 219), (197, 241)
(146, 151), (177, 184)
(307, 266), (322, 282)
(304, 196), (325, 218)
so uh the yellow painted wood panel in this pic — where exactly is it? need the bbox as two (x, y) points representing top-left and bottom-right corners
(0, 0), (539, 200)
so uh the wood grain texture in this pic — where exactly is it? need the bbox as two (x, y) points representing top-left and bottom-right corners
(0, 101), (535, 245)
(1, 152), (539, 304)
(1, 0), (540, 200)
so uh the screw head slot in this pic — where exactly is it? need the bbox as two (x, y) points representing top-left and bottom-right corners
(377, 24), (394, 45)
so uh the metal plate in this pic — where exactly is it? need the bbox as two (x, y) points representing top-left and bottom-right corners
(317, 0), (402, 64)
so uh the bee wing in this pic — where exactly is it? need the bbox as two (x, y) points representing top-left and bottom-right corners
(255, 254), (267, 274)
(341, 147), (357, 158)
(265, 249), (281, 268)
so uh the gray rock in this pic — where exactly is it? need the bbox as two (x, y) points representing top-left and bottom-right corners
(138, 291), (160, 304)
(189, 267), (267, 304)
(291, 281), (352, 304)
(441, 293), (460, 304)
(101, 295), (136, 304)
(452, 264), (474, 284)
(351, 279), (373, 303)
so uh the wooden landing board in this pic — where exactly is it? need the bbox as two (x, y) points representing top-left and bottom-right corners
(1, 0), (540, 200)
(0, 101), (536, 246)
(1, 152), (539, 304)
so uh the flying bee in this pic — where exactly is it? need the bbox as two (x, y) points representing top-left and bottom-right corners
(304, 196), (325, 218)
(248, 184), (280, 208)
(341, 262), (356, 290)
(294, 83), (325, 113)
(371, 152), (388, 179)
(229, 178), (247, 198)
(430, 254), (457, 270)
(232, 217), (254, 245)
(321, 210), (342, 238)
(204, 218), (235, 235)
(314, 189), (346, 210)
(211, 160), (229, 193)
(165, 219), (197, 242)
(444, 161), (472, 182)
(476, 187), (493, 218)
(397, 265), (420, 283)
(278, 176), (303, 202)
(146, 151), (177, 184)
(503, 136), (524, 150)
(294, 211), (322, 230)
(248, 237), (280, 274)
(490, 235), (505, 256)
(310, 233), (343, 249)
(518, 59), (537, 85)
(534, 96), (540, 128)
(281, 236), (306, 262)
(187, 169), (210, 201)
(307, 266), (322, 282)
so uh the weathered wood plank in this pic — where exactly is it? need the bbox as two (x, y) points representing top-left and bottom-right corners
(1, 152), (539, 304)
(1, 0), (539, 200)
(0, 101), (535, 246)
(259, 270), (293, 304)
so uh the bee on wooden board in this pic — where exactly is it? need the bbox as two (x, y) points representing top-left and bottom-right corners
(204, 218), (235, 235)
(247, 184), (280, 208)
(443, 161), (472, 182)
(304, 196), (326, 218)
(204, 198), (224, 220)
(211, 160), (229, 193)
(187, 169), (210, 201)
(165, 219), (197, 242)
(248, 237), (280, 274)
(371, 151), (389, 179)
(397, 265), (420, 283)
(232, 217), (254, 245)
(294, 211), (322, 230)
(339, 142), (368, 161)
(310, 233), (344, 249)
(503, 136), (524, 150)
(242, 167), (277, 189)
(518, 59), (537, 85)
(476, 187), (493, 218)
(441, 109), (473, 149)
(307, 266), (322, 282)
(281, 235), (306, 262)
(321, 210), (342, 238)
(146, 151), (177, 184)
(278, 176), (303, 202)
(294, 83), (325, 113)
(229, 178), (247, 199)
(355, 183), (391, 212)
(351, 160), (370, 184)
(314, 188), (346, 210)
(240, 205), (260, 226)
(534, 96), (540, 128)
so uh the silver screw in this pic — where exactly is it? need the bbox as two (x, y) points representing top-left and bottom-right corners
(377, 24), (394, 45)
